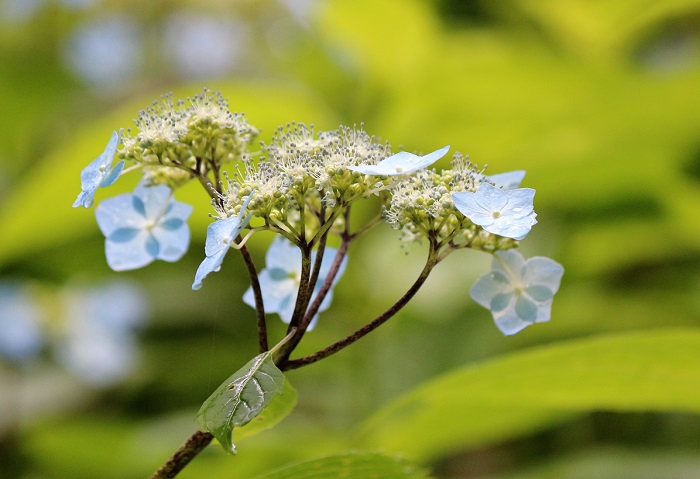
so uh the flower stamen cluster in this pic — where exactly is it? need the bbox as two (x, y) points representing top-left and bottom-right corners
(119, 89), (259, 188)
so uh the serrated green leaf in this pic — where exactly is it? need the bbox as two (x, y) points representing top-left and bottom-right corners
(197, 351), (286, 455)
(359, 329), (700, 462)
(255, 451), (433, 479)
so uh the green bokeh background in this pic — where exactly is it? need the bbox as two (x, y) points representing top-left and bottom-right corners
(1, 0), (700, 477)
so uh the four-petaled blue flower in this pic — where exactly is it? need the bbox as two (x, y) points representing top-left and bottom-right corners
(192, 194), (254, 290)
(73, 131), (125, 208)
(95, 182), (193, 271)
(452, 182), (537, 240)
(349, 145), (450, 176)
(243, 237), (348, 330)
(470, 250), (564, 335)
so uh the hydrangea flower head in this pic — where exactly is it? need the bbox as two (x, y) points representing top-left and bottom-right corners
(349, 145), (449, 176)
(73, 130), (125, 208)
(192, 193), (254, 290)
(452, 182), (537, 240)
(242, 237), (348, 330)
(470, 250), (564, 335)
(0, 284), (43, 364)
(57, 281), (148, 386)
(95, 182), (193, 271)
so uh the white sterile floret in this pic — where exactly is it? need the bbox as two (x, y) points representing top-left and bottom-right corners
(192, 193), (254, 290)
(73, 131), (124, 208)
(452, 182), (537, 240)
(242, 237), (348, 330)
(95, 182), (192, 271)
(349, 145), (450, 176)
(470, 250), (564, 335)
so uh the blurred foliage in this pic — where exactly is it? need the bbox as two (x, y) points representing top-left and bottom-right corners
(1, 0), (700, 478)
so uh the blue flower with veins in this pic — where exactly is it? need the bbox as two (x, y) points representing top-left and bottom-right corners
(73, 130), (125, 208)
(348, 145), (449, 176)
(192, 193), (254, 290)
(452, 182), (537, 240)
(470, 250), (564, 335)
(243, 237), (348, 330)
(95, 182), (192, 271)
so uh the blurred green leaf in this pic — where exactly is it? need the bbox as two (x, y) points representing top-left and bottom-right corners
(359, 329), (700, 461)
(485, 446), (700, 479)
(197, 350), (287, 455)
(255, 451), (433, 479)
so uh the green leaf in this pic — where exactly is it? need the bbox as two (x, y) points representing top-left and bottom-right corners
(359, 329), (700, 462)
(255, 451), (433, 479)
(235, 379), (298, 442)
(197, 351), (286, 455)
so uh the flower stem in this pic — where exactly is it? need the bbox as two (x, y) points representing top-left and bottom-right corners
(239, 243), (268, 353)
(280, 245), (439, 371)
(147, 430), (213, 479)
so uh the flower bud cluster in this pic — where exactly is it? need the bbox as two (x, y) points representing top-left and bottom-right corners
(119, 89), (258, 188)
(385, 153), (517, 252)
(218, 124), (391, 236)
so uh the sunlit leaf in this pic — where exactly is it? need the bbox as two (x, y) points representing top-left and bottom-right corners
(196, 351), (287, 455)
(359, 329), (700, 461)
(255, 451), (433, 479)
(235, 380), (298, 442)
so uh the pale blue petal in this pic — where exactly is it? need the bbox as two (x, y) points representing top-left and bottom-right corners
(257, 270), (298, 313)
(265, 237), (302, 272)
(73, 186), (100, 208)
(533, 301), (554, 323)
(134, 183), (173, 219)
(145, 234), (160, 258)
(105, 231), (155, 271)
(470, 270), (514, 309)
(99, 159), (125, 187)
(492, 309), (533, 335)
(492, 250), (525, 280)
(132, 195), (147, 217)
(501, 188), (536, 218)
(522, 256), (564, 293)
(152, 205), (192, 262)
(159, 218), (185, 230)
(514, 296), (538, 322)
(95, 194), (145, 236)
(73, 130), (121, 208)
(488, 170), (526, 190)
(203, 218), (238, 257)
(109, 228), (140, 243)
(491, 211), (537, 240)
(490, 292), (513, 313)
(192, 251), (227, 290)
(349, 145), (449, 176)
(194, 194), (253, 290)
(276, 296), (298, 324)
(525, 284), (554, 302)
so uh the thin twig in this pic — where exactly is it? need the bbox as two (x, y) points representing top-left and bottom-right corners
(280, 245), (439, 371)
(239, 243), (268, 353)
(147, 430), (213, 479)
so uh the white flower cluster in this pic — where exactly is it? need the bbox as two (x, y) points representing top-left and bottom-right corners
(120, 89), (258, 187)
